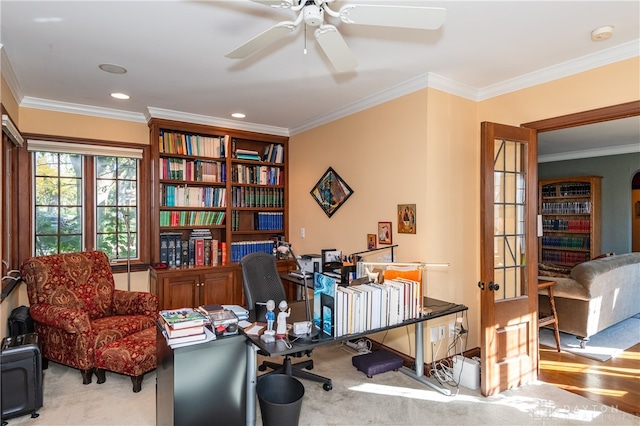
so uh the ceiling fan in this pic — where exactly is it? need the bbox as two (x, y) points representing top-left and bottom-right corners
(225, 0), (446, 73)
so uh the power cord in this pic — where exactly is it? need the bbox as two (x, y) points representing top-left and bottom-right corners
(345, 338), (372, 354)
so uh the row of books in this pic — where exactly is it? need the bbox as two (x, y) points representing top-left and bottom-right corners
(160, 184), (227, 208)
(261, 143), (284, 164)
(231, 164), (284, 185)
(542, 219), (591, 232)
(231, 186), (284, 208)
(542, 235), (590, 249)
(313, 273), (421, 338)
(159, 210), (226, 227)
(159, 131), (228, 158)
(230, 240), (276, 263)
(237, 212), (283, 231)
(541, 201), (592, 214)
(160, 231), (226, 267)
(159, 157), (226, 183)
(541, 183), (592, 198)
(541, 249), (589, 266)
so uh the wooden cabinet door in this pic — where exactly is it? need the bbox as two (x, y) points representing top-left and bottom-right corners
(200, 269), (236, 306)
(161, 274), (200, 310)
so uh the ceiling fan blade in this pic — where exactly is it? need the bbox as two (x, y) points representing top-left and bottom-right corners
(225, 22), (296, 59)
(251, 0), (294, 8)
(314, 25), (357, 73)
(339, 5), (446, 30)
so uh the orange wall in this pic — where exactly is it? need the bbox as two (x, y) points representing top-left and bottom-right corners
(2, 57), (638, 355)
(19, 108), (149, 145)
(289, 57), (639, 358)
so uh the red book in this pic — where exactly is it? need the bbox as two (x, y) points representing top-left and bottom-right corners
(195, 238), (204, 266)
(163, 322), (204, 338)
(220, 242), (227, 265)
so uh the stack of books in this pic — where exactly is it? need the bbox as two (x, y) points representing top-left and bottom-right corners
(159, 308), (212, 346)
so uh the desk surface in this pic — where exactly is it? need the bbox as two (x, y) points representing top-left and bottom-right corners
(244, 297), (467, 357)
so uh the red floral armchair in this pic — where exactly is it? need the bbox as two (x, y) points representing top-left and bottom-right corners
(19, 251), (158, 384)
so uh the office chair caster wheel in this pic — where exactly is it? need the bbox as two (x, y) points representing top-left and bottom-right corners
(258, 365), (267, 371)
(323, 383), (332, 391)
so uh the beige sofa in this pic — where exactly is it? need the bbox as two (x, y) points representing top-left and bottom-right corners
(538, 253), (640, 346)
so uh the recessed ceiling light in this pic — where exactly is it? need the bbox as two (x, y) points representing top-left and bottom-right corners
(99, 63), (128, 74)
(232, 113), (246, 119)
(591, 25), (614, 41)
(110, 93), (130, 100)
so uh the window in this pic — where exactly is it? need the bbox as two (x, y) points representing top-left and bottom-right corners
(96, 156), (138, 260)
(28, 139), (146, 263)
(33, 152), (83, 255)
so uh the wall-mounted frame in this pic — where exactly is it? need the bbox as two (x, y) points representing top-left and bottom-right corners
(397, 204), (416, 234)
(310, 167), (353, 218)
(367, 234), (377, 250)
(378, 222), (392, 245)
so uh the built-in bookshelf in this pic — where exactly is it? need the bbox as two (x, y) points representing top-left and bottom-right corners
(149, 119), (288, 309)
(538, 176), (602, 266)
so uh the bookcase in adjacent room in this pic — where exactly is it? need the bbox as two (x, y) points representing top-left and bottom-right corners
(538, 175), (602, 266)
(149, 118), (289, 309)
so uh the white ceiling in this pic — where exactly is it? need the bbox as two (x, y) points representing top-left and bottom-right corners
(1, 1), (639, 159)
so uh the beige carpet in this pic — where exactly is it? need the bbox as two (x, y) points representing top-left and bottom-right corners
(6, 343), (639, 426)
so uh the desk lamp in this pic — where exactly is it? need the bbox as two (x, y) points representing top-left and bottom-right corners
(276, 241), (318, 341)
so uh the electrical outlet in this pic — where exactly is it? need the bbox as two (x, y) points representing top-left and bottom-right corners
(439, 325), (445, 340)
(449, 322), (456, 338)
(430, 327), (438, 343)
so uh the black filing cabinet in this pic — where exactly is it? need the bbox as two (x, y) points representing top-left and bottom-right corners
(1, 333), (43, 423)
(156, 324), (247, 426)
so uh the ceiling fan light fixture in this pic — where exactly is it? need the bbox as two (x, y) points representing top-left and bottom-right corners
(591, 25), (613, 41)
(304, 4), (323, 26)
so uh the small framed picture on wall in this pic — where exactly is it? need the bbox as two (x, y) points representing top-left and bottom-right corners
(367, 234), (377, 250)
(378, 222), (392, 245)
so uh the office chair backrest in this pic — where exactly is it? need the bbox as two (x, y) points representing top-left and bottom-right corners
(240, 252), (287, 311)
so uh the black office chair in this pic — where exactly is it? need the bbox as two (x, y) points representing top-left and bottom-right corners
(240, 252), (332, 391)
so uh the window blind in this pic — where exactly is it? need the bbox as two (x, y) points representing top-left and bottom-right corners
(27, 139), (143, 159)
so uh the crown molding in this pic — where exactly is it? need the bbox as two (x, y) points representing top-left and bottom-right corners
(477, 39), (640, 101)
(290, 73), (433, 135)
(538, 143), (640, 163)
(20, 97), (147, 123)
(145, 107), (289, 137)
(6, 39), (637, 141)
(1, 48), (24, 104)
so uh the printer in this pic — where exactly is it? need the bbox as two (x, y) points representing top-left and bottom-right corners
(298, 254), (321, 274)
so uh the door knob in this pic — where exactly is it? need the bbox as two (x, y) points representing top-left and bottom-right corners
(489, 282), (500, 291)
(477, 281), (485, 290)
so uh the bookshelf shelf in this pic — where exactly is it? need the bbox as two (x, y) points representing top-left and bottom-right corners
(538, 176), (601, 266)
(149, 118), (288, 309)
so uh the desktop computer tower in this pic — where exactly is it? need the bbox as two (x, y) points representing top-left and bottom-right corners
(1, 333), (43, 422)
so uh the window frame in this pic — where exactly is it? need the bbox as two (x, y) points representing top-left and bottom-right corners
(21, 135), (150, 270)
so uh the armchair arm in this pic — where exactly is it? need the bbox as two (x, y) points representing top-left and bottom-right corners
(28, 303), (92, 334)
(112, 290), (158, 317)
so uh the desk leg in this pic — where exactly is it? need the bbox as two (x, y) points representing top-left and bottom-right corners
(400, 323), (452, 396)
(246, 342), (258, 426)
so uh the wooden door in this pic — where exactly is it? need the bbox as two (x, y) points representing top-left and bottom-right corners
(161, 273), (200, 310)
(480, 122), (538, 396)
(200, 268), (237, 305)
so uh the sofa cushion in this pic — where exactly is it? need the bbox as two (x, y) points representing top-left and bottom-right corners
(538, 277), (591, 301)
(571, 253), (640, 291)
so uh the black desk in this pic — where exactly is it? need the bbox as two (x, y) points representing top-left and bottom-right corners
(244, 296), (467, 423)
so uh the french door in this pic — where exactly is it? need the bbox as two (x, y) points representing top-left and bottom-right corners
(479, 122), (538, 396)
